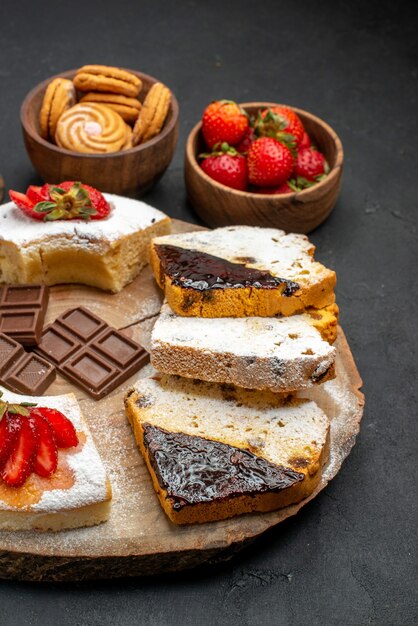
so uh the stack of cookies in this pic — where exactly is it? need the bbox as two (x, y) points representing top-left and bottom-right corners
(125, 225), (339, 525)
(39, 65), (171, 154)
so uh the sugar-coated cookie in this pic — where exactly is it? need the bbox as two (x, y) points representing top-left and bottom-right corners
(39, 77), (76, 140)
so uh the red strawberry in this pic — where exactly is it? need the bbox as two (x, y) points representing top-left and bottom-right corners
(9, 181), (111, 222)
(0, 415), (20, 470)
(235, 126), (255, 153)
(34, 407), (78, 448)
(294, 148), (329, 185)
(255, 106), (305, 148)
(202, 100), (249, 149)
(247, 137), (294, 187)
(257, 180), (300, 194)
(31, 413), (58, 477)
(200, 143), (248, 191)
(26, 185), (49, 204)
(299, 132), (311, 151)
(0, 392), (78, 488)
(1, 417), (37, 487)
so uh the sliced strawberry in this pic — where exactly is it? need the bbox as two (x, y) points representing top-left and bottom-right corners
(9, 190), (44, 220)
(1, 417), (38, 487)
(9, 181), (110, 221)
(0, 416), (20, 470)
(34, 407), (78, 448)
(31, 414), (58, 477)
(26, 185), (49, 204)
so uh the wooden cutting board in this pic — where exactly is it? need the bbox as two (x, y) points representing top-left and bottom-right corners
(0, 220), (364, 581)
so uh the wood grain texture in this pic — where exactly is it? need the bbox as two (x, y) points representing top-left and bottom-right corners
(0, 220), (363, 581)
(185, 103), (343, 233)
(21, 69), (179, 196)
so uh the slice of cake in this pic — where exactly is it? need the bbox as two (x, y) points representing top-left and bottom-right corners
(150, 226), (336, 317)
(125, 376), (329, 524)
(150, 303), (336, 393)
(0, 387), (111, 531)
(0, 192), (171, 293)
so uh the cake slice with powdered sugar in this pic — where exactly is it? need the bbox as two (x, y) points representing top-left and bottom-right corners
(150, 303), (336, 393)
(150, 225), (336, 318)
(124, 375), (329, 524)
(0, 193), (170, 293)
(0, 387), (112, 532)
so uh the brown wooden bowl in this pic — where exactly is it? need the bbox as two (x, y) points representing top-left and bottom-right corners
(21, 69), (179, 196)
(185, 102), (343, 233)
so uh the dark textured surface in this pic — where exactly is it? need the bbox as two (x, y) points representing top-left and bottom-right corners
(142, 423), (303, 509)
(0, 0), (416, 624)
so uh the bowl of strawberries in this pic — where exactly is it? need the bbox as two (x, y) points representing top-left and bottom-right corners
(184, 100), (343, 233)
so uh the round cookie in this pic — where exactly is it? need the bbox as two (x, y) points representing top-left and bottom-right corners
(79, 92), (142, 124)
(39, 78), (76, 140)
(122, 124), (133, 150)
(73, 65), (142, 98)
(55, 102), (130, 154)
(132, 82), (171, 145)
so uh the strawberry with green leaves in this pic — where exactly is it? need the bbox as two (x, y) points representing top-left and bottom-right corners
(255, 106), (305, 150)
(202, 100), (249, 149)
(200, 142), (248, 191)
(247, 137), (294, 187)
(9, 181), (110, 222)
(0, 392), (78, 488)
(294, 148), (329, 187)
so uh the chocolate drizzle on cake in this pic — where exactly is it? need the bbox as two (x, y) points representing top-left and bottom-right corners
(155, 244), (299, 295)
(142, 423), (304, 511)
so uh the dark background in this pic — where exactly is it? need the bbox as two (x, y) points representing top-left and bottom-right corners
(0, 1), (417, 624)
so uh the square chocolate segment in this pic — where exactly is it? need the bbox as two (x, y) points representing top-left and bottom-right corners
(0, 310), (43, 346)
(1, 285), (46, 308)
(0, 333), (25, 377)
(92, 328), (143, 368)
(63, 349), (118, 396)
(0, 284), (49, 346)
(59, 307), (107, 342)
(37, 325), (81, 365)
(5, 353), (56, 396)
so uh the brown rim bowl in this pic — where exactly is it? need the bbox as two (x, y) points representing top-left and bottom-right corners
(185, 102), (343, 233)
(21, 69), (179, 197)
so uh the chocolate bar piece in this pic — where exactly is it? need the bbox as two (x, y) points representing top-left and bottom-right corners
(0, 285), (49, 346)
(0, 332), (56, 395)
(35, 307), (149, 399)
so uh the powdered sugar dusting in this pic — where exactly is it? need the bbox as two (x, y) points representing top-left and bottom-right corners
(0, 193), (167, 250)
(153, 225), (331, 285)
(153, 303), (334, 359)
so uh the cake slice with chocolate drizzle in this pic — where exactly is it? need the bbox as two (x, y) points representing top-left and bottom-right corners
(150, 226), (336, 318)
(124, 375), (329, 524)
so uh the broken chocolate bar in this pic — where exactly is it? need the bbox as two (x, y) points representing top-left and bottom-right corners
(35, 307), (149, 399)
(0, 285), (49, 346)
(0, 332), (56, 395)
